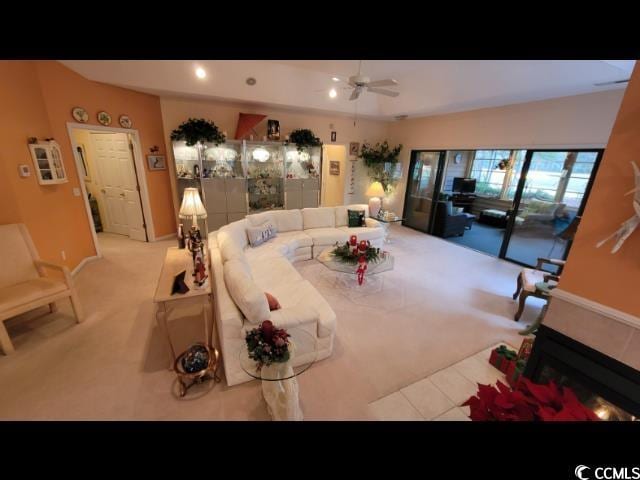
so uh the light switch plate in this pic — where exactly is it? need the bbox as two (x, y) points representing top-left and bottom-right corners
(73, 187), (81, 197)
(18, 164), (31, 177)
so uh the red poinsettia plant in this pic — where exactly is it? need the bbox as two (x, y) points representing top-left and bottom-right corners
(462, 378), (600, 421)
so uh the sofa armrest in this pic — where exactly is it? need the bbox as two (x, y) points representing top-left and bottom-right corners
(268, 305), (319, 330)
(34, 259), (73, 287)
(364, 217), (381, 228)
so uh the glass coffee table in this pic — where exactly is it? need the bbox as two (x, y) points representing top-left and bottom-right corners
(316, 246), (394, 292)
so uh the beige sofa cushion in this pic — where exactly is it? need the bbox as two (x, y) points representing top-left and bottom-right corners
(223, 258), (270, 324)
(272, 210), (303, 232)
(338, 226), (384, 241)
(304, 227), (349, 246)
(219, 219), (248, 250)
(218, 230), (245, 262)
(245, 211), (277, 230)
(302, 207), (336, 229)
(0, 278), (67, 313)
(334, 204), (370, 227)
(0, 224), (39, 290)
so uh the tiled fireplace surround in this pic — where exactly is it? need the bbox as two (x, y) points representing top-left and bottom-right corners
(545, 289), (640, 371)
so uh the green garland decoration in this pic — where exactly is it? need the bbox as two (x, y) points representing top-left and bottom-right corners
(331, 241), (381, 265)
(358, 141), (403, 191)
(170, 118), (226, 146)
(288, 128), (322, 153)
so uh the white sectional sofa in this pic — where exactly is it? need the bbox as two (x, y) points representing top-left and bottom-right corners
(208, 205), (384, 386)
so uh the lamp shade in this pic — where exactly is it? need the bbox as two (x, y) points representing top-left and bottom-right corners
(179, 188), (207, 220)
(365, 181), (385, 197)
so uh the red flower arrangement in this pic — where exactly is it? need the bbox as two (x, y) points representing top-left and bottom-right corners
(245, 320), (291, 368)
(462, 378), (600, 421)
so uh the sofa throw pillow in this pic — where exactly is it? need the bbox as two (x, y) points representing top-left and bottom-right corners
(265, 292), (281, 311)
(348, 209), (365, 227)
(246, 221), (277, 247)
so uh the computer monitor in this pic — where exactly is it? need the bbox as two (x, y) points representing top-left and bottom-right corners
(452, 177), (476, 194)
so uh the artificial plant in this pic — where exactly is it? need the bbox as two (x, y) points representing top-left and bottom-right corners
(358, 141), (403, 191)
(288, 128), (322, 152)
(170, 118), (226, 146)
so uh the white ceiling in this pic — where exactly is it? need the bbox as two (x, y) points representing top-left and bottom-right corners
(60, 60), (636, 120)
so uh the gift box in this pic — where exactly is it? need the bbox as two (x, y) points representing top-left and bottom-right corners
(506, 359), (527, 388)
(517, 337), (535, 363)
(489, 345), (517, 372)
(500, 350), (518, 374)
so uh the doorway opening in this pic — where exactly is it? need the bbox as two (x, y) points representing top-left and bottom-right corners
(321, 145), (347, 207)
(402, 148), (603, 269)
(68, 124), (154, 256)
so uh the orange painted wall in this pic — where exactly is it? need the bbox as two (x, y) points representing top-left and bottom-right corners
(559, 63), (640, 317)
(0, 61), (175, 270)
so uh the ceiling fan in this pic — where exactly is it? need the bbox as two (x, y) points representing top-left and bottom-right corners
(594, 78), (630, 86)
(335, 60), (400, 101)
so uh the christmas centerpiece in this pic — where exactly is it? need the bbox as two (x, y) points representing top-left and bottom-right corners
(245, 320), (291, 368)
(331, 235), (381, 285)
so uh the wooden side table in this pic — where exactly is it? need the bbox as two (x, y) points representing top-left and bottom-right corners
(153, 247), (220, 396)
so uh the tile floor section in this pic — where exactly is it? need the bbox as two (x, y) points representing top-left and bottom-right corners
(368, 342), (517, 420)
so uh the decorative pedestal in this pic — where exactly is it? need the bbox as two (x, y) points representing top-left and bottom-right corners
(261, 361), (303, 421)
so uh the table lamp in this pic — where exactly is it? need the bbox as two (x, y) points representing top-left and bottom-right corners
(365, 181), (385, 218)
(179, 188), (208, 284)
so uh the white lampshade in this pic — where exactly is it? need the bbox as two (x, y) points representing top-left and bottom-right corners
(365, 181), (385, 197)
(179, 188), (207, 226)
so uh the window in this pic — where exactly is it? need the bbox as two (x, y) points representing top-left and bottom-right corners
(468, 150), (511, 198)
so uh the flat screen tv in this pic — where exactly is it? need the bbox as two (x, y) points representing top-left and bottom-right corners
(452, 177), (476, 193)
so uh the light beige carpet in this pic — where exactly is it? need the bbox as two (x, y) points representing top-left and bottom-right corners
(0, 227), (544, 419)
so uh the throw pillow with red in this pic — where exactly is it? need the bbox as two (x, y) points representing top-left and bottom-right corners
(265, 292), (281, 311)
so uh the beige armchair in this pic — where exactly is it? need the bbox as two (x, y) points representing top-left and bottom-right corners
(0, 224), (83, 354)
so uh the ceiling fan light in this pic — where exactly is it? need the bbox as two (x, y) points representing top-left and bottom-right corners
(332, 77), (340, 82)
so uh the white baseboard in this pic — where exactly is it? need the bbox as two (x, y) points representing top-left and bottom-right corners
(71, 255), (99, 276)
(551, 288), (640, 330)
(154, 233), (176, 241)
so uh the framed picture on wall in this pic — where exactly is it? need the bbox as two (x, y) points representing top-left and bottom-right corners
(349, 142), (360, 156)
(147, 154), (166, 170)
(267, 119), (280, 140)
(330, 160), (340, 175)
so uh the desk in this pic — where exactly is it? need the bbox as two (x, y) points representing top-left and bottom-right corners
(153, 247), (220, 396)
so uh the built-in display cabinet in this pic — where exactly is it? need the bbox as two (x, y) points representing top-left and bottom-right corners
(172, 140), (322, 232)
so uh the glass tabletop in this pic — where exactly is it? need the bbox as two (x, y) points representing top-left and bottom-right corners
(239, 328), (317, 381)
(375, 215), (404, 223)
(317, 247), (394, 275)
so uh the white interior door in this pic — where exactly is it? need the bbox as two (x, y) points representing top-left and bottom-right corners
(91, 132), (146, 241)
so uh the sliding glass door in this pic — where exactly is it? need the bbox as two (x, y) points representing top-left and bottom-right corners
(402, 150), (446, 233)
(502, 150), (602, 267)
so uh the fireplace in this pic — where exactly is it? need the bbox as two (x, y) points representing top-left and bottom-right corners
(524, 325), (640, 421)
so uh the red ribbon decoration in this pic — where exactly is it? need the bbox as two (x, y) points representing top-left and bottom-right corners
(357, 255), (368, 285)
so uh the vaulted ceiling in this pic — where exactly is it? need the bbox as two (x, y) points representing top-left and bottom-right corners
(60, 60), (635, 120)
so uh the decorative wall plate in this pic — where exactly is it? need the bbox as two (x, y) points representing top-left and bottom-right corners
(119, 115), (132, 128)
(97, 111), (112, 126)
(71, 107), (89, 123)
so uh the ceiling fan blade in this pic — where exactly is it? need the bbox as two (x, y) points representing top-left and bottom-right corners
(349, 88), (361, 101)
(368, 87), (400, 97)
(367, 78), (398, 87)
(594, 79), (630, 86)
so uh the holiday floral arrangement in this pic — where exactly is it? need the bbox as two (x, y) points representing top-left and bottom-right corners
(332, 236), (381, 265)
(245, 320), (291, 368)
(462, 378), (600, 421)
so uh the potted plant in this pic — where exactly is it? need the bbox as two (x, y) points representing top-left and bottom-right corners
(358, 141), (403, 192)
(288, 128), (322, 153)
(170, 118), (226, 146)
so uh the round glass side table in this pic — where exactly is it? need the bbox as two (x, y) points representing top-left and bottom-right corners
(239, 329), (317, 420)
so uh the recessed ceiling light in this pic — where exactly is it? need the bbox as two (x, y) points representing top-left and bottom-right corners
(332, 77), (340, 82)
(195, 67), (206, 79)
(329, 88), (337, 98)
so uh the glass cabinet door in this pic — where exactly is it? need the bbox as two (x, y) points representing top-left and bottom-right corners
(246, 141), (285, 212)
(202, 141), (245, 179)
(172, 140), (202, 202)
